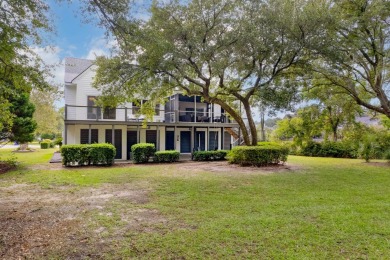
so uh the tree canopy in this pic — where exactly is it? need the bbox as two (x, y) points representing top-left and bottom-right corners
(0, 0), (52, 140)
(308, 0), (390, 118)
(88, 0), (325, 145)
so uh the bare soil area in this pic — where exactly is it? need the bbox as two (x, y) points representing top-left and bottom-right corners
(0, 160), (295, 258)
(0, 181), (162, 259)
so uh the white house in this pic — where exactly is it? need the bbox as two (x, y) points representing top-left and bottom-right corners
(64, 57), (240, 160)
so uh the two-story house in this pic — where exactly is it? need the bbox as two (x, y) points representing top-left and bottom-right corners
(64, 57), (240, 160)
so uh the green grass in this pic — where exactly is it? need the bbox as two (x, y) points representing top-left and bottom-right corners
(1, 151), (390, 258)
(0, 148), (57, 165)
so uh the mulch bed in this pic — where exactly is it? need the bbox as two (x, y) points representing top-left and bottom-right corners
(0, 163), (15, 174)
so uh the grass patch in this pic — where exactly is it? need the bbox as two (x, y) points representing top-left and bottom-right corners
(0, 148), (57, 165)
(0, 153), (389, 258)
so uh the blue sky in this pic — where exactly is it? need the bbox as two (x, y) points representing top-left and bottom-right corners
(39, 0), (153, 86)
(37, 0), (113, 86)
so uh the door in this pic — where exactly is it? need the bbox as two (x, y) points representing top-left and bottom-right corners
(105, 129), (122, 159)
(127, 130), (138, 160)
(209, 131), (218, 150)
(195, 131), (206, 151)
(180, 131), (191, 153)
(165, 131), (174, 150)
(146, 130), (157, 149)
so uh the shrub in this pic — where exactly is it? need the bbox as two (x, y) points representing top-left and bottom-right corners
(41, 133), (55, 140)
(40, 141), (51, 149)
(41, 139), (54, 148)
(61, 143), (116, 166)
(384, 149), (390, 162)
(301, 141), (322, 157)
(192, 150), (228, 161)
(319, 141), (357, 158)
(228, 145), (288, 166)
(88, 144), (116, 166)
(154, 150), (180, 163)
(54, 137), (63, 147)
(131, 143), (156, 163)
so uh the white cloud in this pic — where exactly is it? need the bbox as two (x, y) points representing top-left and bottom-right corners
(31, 45), (64, 87)
(83, 37), (117, 60)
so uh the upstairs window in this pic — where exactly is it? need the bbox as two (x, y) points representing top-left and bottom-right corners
(87, 96), (100, 119)
(103, 107), (116, 119)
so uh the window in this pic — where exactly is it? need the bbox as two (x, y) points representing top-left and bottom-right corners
(132, 100), (159, 116)
(103, 107), (116, 119)
(87, 96), (101, 119)
(154, 104), (160, 116)
(80, 129), (98, 144)
(132, 100), (141, 114)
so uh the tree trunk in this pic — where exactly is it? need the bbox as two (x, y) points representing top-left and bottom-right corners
(259, 107), (266, 141)
(242, 99), (258, 145)
(19, 143), (29, 151)
(212, 99), (251, 145)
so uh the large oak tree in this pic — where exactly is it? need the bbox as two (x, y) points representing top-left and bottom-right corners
(88, 0), (324, 145)
(308, 0), (390, 119)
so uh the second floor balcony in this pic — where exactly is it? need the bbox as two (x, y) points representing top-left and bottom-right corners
(65, 105), (235, 124)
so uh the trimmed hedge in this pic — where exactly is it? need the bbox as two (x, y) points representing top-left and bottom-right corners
(61, 143), (116, 166)
(131, 143), (156, 163)
(40, 141), (51, 149)
(228, 145), (289, 166)
(301, 141), (357, 158)
(154, 150), (180, 163)
(192, 150), (228, 161)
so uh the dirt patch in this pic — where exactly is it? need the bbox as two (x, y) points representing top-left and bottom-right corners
(175, 160), (300, 176)
(364, 161), (390, 167)
(0, 182), (163, 259)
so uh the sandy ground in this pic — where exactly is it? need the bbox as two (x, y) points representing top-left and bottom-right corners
(0, 160), (297, 259)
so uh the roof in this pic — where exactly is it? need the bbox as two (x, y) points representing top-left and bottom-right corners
(64, 57), (94, 83)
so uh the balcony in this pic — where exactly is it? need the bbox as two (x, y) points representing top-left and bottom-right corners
(65, 105), (235, 124)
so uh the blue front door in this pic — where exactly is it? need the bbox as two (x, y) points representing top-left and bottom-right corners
(180, 131), (191, 153)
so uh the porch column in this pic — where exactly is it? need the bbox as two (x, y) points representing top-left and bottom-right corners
(137, 125), (140, 143)
(64, 124), (68, 145)
(206, 126), (209, 151)
(190, 126), (194, 152)
(174, 125), (177, 150)
(221, 127), (224, 150)
(112, 125), (115, 144)
(88, 124), (91, 144)
(156, 125), (160, 151)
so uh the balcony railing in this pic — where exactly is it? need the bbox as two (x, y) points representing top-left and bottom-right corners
(65, 105), (235, 124)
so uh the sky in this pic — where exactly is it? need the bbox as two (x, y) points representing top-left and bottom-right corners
(36, 1), (113, 86)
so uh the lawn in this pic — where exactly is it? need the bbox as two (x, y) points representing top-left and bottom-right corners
(0, 148), (389, 259)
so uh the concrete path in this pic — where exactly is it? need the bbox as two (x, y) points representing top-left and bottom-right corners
(50, 152), (62, 163)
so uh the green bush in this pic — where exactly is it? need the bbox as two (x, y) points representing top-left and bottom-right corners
(88, 144), (116, 166)
(40, 141), (50, 149)
(154, 150), (180, 163)
(54, 137), (63, 147)
(131, 143), (156, 163)
(384, 150), (390, 162)
(192, 150), (228, 161)
(319, 141), (357, 158)
(61, 143), (116, 166)
(301, 141), (322, 157)
(228, 145), (288, 166)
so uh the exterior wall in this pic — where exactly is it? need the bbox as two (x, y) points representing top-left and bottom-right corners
(65, 124), (167, 160)
(64, 61), (236, 158)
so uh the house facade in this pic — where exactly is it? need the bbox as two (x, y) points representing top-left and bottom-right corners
(64, 57), (240, 160)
